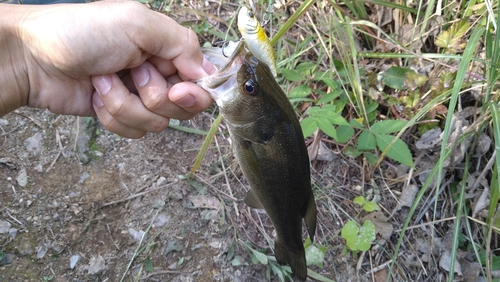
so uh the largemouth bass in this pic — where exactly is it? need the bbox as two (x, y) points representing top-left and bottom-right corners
(197, 41), (317, 280)
(237, 6), (277, 77)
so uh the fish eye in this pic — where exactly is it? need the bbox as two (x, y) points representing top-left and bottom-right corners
(247, 11), (254, 18)
(243, 79), (259, 96)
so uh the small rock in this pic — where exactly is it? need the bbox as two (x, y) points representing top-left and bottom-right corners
(36, 245), (48, 259)
(128, 228), (145, 242)
(153, 213), (170, 227)
(0, 118), (9, 126)
(8, 228), (17, 238)
(0, 253), (14, 266)
(156, 176), (168, 187)
(70, 254), (80, 269)
(24, 132), (43, 153)
(0, 219), (11, 234)
(16, 167), (28, 188)
(88, 255), (106, 275)
(17, 238), (33, 256)
(78, 171), (90, 184)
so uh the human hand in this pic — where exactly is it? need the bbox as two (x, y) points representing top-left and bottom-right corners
(1, 0), (214, 138)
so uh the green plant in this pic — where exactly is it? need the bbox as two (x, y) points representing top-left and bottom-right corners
(341, 196), (379, 252)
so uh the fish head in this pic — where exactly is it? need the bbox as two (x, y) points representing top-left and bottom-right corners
(197, 40), (280, 144)
(237, 6), (260, 36)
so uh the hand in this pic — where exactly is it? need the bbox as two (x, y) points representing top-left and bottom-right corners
(0, 0), (215, 138)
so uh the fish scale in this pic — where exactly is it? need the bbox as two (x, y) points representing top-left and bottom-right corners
(197, 41), (317, 281)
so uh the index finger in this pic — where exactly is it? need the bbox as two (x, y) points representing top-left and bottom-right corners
(126, 4), (210, 80)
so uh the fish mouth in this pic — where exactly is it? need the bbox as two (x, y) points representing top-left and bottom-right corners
(195, 41), (245, 93)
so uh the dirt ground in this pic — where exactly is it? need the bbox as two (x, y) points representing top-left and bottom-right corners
(0, 107), (352, 281)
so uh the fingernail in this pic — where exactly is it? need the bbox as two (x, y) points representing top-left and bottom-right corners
(203, 56), (216, 75)
(175, 94), (195, 107)
(133, 66), (150, 87)
(93, 74), (112, 95)
(92, 91), (104, 108)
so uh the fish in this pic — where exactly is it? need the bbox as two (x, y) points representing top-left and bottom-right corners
(237, 6), (278, 77)
(197, 40), (317, 280)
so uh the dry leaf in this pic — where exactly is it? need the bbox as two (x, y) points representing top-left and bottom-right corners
(439, 249), (463, 277)
(416, 128), (442, 150)
(188, 195), (220, 210)
(460, 258), (480, 282)
(472, 187), (489, 218)
(398, 184), (419, 209)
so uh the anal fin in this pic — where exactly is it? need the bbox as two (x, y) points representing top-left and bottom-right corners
(302, 193), (317, 242)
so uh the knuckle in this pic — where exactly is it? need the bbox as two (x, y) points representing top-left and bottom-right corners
(107, 99), (125, 117)
(142, 92), (164, 111)
(148, 118), (169, 133)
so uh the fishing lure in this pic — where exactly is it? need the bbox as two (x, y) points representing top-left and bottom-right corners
(237, 6), (277, 77)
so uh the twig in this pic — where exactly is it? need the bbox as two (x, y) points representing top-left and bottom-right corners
(139, 270), (187, 280)
(106, 224), (120, 250)
(101, 182), (177, 208)
(6, 208), (23, 225)
(365, 252), (404, 275)
(46, 130), (65, 172)
(193, 174), (238, 201)
(214, 135), (239, 216)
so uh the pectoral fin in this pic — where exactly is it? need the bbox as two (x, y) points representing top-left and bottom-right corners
(301, 193), (317, 242)
(244, 190), (264, 209)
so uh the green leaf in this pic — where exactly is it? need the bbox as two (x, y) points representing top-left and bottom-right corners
(365, 102), (379, 114)
(357, 131), (376, 151)
(336, 125), (354, 143)
(282, 69), (306, 82)
(318, 90), (341, 104)
(251, 249), (268, 265)
(301, 117), (317, 138)
(363, 152), (379, 166)
(143, 257), (154, 272)
(344, 146), (362, 157)
(383, 66), (414, 89)
(371, 120), (408, 134)
(320, 77), (341, 90)
(358, 220), (376, 251)
(341, 220), (376, 252)
(353, 196), (366, 206)
(305, 244), (326, 267)
(296, 62), (316, 74)
(322, 111), (349, 126)
(231, 255), (245, 266)
(289, 84), (311, 98)
(349, 119), (364, 129)
(363, 201), (379, 212)
(375, 134), (414, 167)
(341, 220), (358, 240)
(317, 117), (337, 139)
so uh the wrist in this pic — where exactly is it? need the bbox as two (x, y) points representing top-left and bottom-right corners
(0, 4), (31, 116)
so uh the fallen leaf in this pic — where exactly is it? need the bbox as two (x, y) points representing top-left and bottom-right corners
(439, 249), (462, 276)
(460, 258), (480, 282)
(415, 128), (442, 150)
(374, 268), (388, 282)
(473, 187), (489, 218)
(188, 195), (220, 210)
(398, 184), (419, 209)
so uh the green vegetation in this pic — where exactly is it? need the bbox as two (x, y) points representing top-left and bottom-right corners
(139, 0), (500, 280)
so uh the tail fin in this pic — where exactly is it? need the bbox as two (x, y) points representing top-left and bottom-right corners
(275, 239), (307, 281)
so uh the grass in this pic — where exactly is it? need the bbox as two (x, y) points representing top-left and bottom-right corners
(138, 0), (500, 281)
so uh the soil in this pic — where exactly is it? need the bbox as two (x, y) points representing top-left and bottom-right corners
(0, 108), (350, 281)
